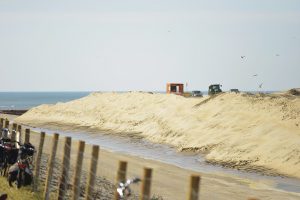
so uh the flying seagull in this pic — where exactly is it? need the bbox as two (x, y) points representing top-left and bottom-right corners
(276, 54), (280, 56)
(253, 74), (258, 77)
(241, 56), (245, 59)
(259, 83), (263, 88)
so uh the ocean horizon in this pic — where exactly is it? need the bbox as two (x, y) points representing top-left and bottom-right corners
(0, 92), (91, 110)
(0, 90), (277, 110)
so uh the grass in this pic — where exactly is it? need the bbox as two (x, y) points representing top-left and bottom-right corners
(0, 176), (41, 200)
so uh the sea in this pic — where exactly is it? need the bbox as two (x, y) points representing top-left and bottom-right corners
(0, 92), (91, 110)
(0, 91), (275, 110)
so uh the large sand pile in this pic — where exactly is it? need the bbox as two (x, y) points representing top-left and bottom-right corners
(16, 92), (300, 178)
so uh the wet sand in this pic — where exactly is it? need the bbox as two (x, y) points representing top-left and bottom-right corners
(1, 113), (300, 199)
(22, 123), (300, 200)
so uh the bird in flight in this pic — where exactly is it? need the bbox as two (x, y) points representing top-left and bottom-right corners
(253, 74), (258, 77)
(259, 83), (263, 88)
(241, 56), (245, 59)
(276, 54), (280, 56)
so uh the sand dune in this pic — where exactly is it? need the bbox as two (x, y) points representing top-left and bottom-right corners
(16, 91), (300, 178)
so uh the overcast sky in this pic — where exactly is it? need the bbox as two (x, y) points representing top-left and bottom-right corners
(0, 0), (299, 92)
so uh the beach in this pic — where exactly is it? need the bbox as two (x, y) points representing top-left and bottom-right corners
(1, 89), (300, 199)
(2, 0), (300, 199)
(2, 120), (299, 200)
(15, 91), (300, 179)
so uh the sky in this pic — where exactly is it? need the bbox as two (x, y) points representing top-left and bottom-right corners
(0, 0), (299, 92)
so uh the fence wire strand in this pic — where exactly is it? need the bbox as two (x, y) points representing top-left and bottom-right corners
(1, 122), (262, 200)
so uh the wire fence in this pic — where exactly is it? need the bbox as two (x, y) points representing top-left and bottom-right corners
(0, 118), (262, 200)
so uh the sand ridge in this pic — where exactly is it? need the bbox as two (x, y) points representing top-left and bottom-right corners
(15, 91), (300, 178)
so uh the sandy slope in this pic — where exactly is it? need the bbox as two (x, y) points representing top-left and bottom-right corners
(16, 91), (300, 178)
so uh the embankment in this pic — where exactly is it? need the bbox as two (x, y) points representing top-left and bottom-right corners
(15, 91), (300, 178)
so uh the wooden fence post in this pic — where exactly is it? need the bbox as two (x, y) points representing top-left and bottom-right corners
(33, 132), (45, 192)
(0, 118), (4, 129)
(11, 123), (17, 141)
(114, 161), (127, 200)
(4, 120), (9, 129)
(85, 145), (99, 200)
(0, 118), (3, 137)
(72, 141), (85, 200)
(25, 128), (30, 143)
(58, 137), (72, 200)
(10, 129), (16, 142)
(12, 123), (17, 131)
(187, 175), (201, 200)
(43, 133), (59, 200)
(140, 168), (152, 200)
(17, 125), (22, 144)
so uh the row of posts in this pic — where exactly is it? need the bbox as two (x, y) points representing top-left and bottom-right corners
(42, 133), (201, 200)
(0, 118), (257, 200)
(0, 118), (30, 143)
(0, 117), (258, 200)
(0, 118), (202, 200)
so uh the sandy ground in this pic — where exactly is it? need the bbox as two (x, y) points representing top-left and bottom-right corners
(1, 114), (300, 199)
(27, 129), (300, 200)
(15, 91), (300, 179)
(0, 113), (16, 121)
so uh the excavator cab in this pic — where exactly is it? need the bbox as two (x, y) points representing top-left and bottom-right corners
(208, 84), (222, 95)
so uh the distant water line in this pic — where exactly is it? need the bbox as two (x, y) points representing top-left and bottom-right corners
(0, 92), (91, 110)
(0, 91), (276, 110)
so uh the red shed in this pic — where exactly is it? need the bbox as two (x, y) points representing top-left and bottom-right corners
(166, 83), (184, 95)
